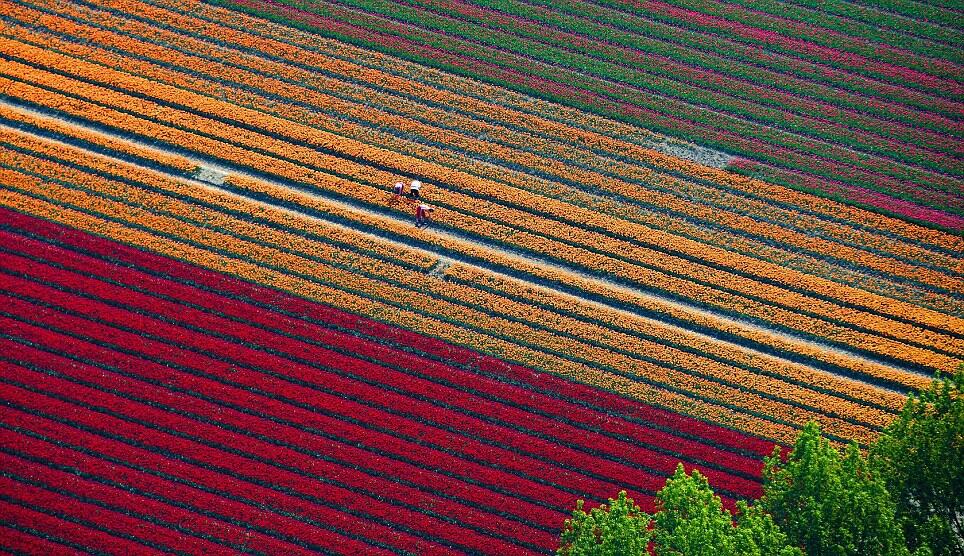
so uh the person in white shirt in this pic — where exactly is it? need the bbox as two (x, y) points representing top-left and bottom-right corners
(410, 180), (422, 199)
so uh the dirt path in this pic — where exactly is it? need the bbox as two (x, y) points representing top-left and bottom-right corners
(0, 100), (925, 393)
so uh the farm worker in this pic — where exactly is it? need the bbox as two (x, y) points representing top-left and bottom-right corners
(410, 179), (422, 199)
(393, 181), (405, 196)
(415, 203), (434, 227)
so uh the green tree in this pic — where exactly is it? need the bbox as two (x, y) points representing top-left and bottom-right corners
(761, 421), (910, 556)
(652, 464), (800, 556)
(870, 371), (963, 556)
(732, 501), (803, 556)
(557, 490), (651, 556)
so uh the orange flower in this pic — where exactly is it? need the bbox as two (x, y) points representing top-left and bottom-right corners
(0, 173), (812, 446)
(14, 0), (960, 280)
(0, 140), (897, 446)
(1, 25), (958, 374)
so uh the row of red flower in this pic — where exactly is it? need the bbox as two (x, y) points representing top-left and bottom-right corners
(0, 502), (115, 556)
(0, 228), (767, 480)
(0, 247), (761, 501)
(2, 321), (563, 554)
(2, 305), (567, 541)
(0, 376), (432, 554)
(0, 455), (217, 555)
(0, 205), (778, 460)
(0, 442), (304, 555)
(0, 290), (578, 541)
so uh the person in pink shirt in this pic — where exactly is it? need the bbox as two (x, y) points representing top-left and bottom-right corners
(415, 203), (434, 227)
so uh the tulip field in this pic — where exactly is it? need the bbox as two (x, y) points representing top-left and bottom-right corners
(0, 0), (960, 553)
(214, 0), (964, 229)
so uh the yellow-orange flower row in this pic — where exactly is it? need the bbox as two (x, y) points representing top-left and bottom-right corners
(0, 102), (197, 174)
(1, 46), (957, 373)
(0, 145), (885, 446)
(2, 61), (950, 386)
(443, 264), (909, 411)
(19, 0), (959, 296)
(227, 173), (936, 393)
(151, 0), (963, 257)
(0, 37), (952, 340)
(5, 28), (956, 351)
(0, 131), (902, 424)
(18, 0), (961, 282)
(0, 126), (435, 272)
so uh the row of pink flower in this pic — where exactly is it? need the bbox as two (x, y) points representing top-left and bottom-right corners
(515, 0), (962, 91)
(269, 0), (961, 195)
(642, 0), (961, 77)
(745, 163), (964, 231)
(412, 0), (960, 161)
(289, 0), (961, 123)
(634, 0), (962, 94)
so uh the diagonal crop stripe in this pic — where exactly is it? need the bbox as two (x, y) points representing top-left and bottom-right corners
(0, 208), (783, 554)
(0, 241), (767, 494)
(0, 0), (960, 552)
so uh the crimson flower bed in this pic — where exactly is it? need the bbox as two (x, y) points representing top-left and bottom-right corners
(0, 208), (773, 554)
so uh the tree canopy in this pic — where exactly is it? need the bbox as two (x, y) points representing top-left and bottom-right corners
(557, 373), (962, 555)
(557, 490), (651, 556)
(870, 371), (963, 556)
(652, 465), (800, 556)
(759, 421), (910, 556)
(557, 465), (799, 556)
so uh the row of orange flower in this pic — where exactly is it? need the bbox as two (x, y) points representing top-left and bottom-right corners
(149, 0), (964, 256)
(8, 38), (958, 366)
(11, 13), (956, 334)
(39, 0), (963, 288)
(224, 174), (942, 393)
(22, 0), (961, 279)
(0, 129), (902, 422)
(1, 47), (956, 376)
(0, 103), (197, 174)
(0, 107), (435, 272)
(0, 138), (887, 447)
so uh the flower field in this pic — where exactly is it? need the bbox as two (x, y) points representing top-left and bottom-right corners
(209, 0), (964, 228)
(0, 0), (960, 553)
